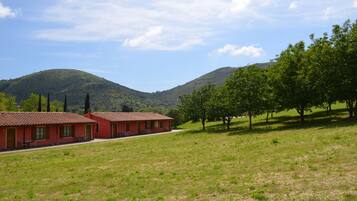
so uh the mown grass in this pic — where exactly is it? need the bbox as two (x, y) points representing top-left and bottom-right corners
(0, 103), (356, 201)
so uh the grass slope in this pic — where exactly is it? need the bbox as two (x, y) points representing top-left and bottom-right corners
(0, 106), (356, 201)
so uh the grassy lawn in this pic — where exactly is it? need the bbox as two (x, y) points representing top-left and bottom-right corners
(0, 104), (356, 201)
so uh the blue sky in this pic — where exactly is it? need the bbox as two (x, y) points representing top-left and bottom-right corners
(0, 0), (356, 92)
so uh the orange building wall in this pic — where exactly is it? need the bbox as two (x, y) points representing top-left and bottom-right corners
(0, 124), (94, 151)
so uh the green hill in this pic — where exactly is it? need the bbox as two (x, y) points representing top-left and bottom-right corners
(153, 62), (273, 106)
(0, 69), (151, 112)
(0, 63), (272, 111)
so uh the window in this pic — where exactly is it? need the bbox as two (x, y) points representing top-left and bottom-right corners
(159, 121), (164, 128)
(62, 126), (73, 137)
(154, 121), (159, 128)
(34, 127), (46, 140)
(126, 122), (130, 131)
(150, 121), (155, 128)
(145, 121), (150, 129)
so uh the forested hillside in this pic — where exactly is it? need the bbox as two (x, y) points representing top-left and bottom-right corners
(0, 63), (271, 111)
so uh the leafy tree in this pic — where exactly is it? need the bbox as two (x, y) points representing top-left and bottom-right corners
(0, 92), (17, 111)
(207, 86), (235, 130)
(308, 33), (341, 115)
(84, 93), (90, 114)
(263, 68), (279, 123)
(51, 100), (64, 112)
(20, 93), (47, 112)
(122, 104), (134, 112)
(38, 93), (42, 112)
(47, 93), (51, 112)
(63, 94), (67, 112)
(166, 109), (184, 128)
(331, 20), (357, 118)
(270, 42), (315, 123)
(178, 84), (215, 130)
(226, 65), (267, 129)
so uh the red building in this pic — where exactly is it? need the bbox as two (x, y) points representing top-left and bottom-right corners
(85, 112), (173, 138)
(0, 112), (95, 151)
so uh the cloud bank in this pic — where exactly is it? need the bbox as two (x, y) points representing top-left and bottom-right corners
(36, 0), (357, 51)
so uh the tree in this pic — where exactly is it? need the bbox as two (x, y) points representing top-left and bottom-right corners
(270, 42), (315, 123)
(166, 109), (184, 128)
(0, 92), (17, 111)
(47, 93), (51, 112)
(178, 84), (215, 130)
(207, 86), (235, 130)
(330, 20), (357, 118)
(20, 93), (47, 112)
(38, 94), (42, 112)
(122, 104), (134, 112)
(63, 95), (67, 112)
(51, 100), (64, 112)
(226, 65), (268, 129)
(84, 93), (91, 114)
(308, 33), (340, 115)
(263, 68), (279, 123)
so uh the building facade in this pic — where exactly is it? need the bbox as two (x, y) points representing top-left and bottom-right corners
(85, 112), (173, 138)
(0, 112), (95, 151)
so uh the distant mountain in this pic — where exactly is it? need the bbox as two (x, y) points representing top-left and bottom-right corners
(0, 62), (272, 111)
(153, 62), (273, 106)
(0, 69), (152, 112)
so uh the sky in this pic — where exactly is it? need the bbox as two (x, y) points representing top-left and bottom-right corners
(0, 0), (356, 92)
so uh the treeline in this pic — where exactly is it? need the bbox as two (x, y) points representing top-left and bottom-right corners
(0, 92), (66, 112)
(178, 20), (357, 130)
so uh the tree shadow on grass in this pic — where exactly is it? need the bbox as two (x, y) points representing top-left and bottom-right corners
(180, 108), (357, 137)
(228, 109), (356, 136)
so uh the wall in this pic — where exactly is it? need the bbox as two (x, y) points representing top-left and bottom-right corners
(0, 123), (93, 151)
(85, 114), (111, 138)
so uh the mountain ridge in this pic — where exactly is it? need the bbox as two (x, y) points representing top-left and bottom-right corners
(0, 62), (272, 111)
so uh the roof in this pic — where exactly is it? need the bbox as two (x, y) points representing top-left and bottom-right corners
(0, 112), (96, 127)
(90, 112), (173, 122)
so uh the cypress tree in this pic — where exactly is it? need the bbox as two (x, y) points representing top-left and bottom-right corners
(64, 94), (67, 112)
(37, 93), (42, 112)
(84, 93), (90, 114)
(47, 93), (51, 112)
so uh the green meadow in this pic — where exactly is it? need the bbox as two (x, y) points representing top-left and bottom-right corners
(0, 104), (356, 201)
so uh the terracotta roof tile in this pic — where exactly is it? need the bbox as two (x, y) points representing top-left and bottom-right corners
(90, 112), (173, 122)
(0, 112), (95, 127)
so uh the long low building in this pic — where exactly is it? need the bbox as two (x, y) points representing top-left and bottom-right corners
(0, 112), (95, 151)
(85, 112), (173, 138)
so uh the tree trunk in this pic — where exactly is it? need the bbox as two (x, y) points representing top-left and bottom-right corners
(297, 107), (305, 123)
(248, 111), (252, 130)
(223, 117), (226, 125)
(346, 100), (354, 118)
(226, 117), (231, 130)
(266, 112), (269, 123)
(201, 119), (206, 131)
(354, 100), (357, 118)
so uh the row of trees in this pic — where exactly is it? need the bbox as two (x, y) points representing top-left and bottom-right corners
(0, 92), (138, 114)
(178, 19), (357, 130)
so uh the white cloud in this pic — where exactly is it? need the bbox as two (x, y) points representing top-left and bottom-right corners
(231, 0), (251, 13)
(36, 0), (273, 50)
(217, 44), (264, 58)
(289, 1), (298, 10)
(35, 0), (356, 50)
(0, 2), (16, 18)
(353, 0), (357, 8)
(322, 7), (336, 20)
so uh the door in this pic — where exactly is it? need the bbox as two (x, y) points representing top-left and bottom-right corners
(111, 123), (117, 137)
(137, 122), (141, 134)
(6, 128), (16, 149)
(85, 125), (92, 140)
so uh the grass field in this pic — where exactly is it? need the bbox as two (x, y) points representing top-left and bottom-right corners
(0, 104), (356, 201)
